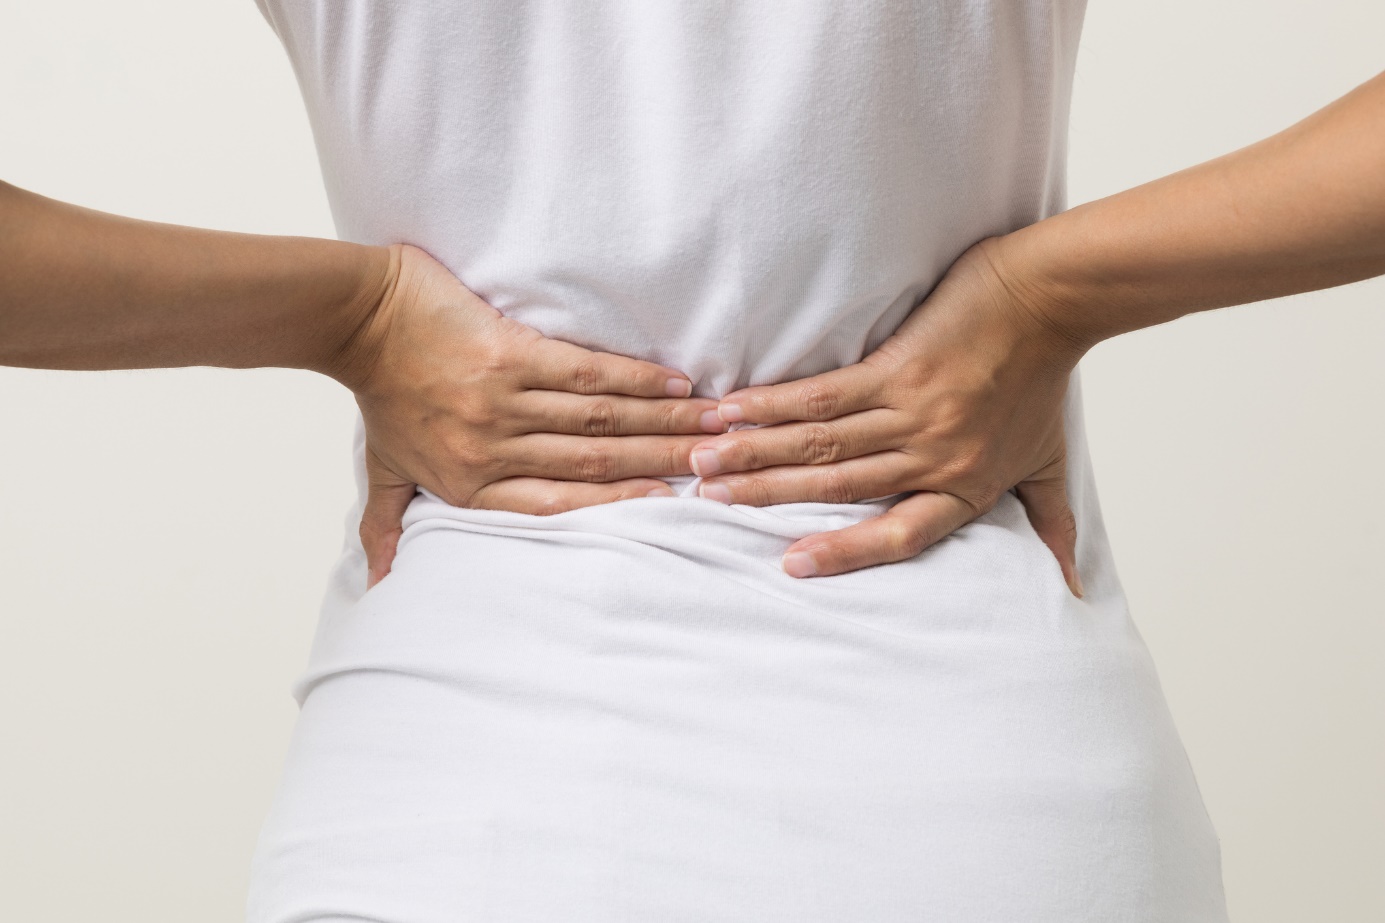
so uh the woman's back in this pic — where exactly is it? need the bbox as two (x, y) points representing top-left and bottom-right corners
(247, 2), (1229, 920)
(259, 0), (1076, 400)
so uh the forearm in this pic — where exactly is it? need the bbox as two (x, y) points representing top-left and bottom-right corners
(996, 69), (1385, 350)
(0, 181), (392, 379)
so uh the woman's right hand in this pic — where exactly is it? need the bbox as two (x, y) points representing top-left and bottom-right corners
(332, 244), (724, 587)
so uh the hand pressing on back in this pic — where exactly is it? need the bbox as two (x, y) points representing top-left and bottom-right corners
(333, 245), (726, 587)
(684, 68), (1385, 598)
(0, 181), (722, 592)
(686, 238), (1087, 598)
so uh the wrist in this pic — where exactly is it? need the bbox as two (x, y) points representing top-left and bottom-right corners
(970, 232), (1103, 365)
(312, 243), (400, 392)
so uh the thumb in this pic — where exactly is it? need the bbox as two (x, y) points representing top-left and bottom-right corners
(1014, 452), (1083, 599)
(360, 445), (417, 589)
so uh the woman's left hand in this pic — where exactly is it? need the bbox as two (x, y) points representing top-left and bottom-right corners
(687, 238), (1092, 597)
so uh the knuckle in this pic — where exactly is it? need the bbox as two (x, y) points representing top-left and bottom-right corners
(448, 439), (491, 473)
(818, 467), (857, 505)
(491, 318), (539, 352)
(656, 400), (683, 432)
(930, 392), (970, 435)
(893, 365), (928, 399)
(437, 478), (475, 508)
(474, 337), (515, 379)
(802, 422), (844, 465)
(579, 398), (619, 437)
(938, 441), (990, 483)
(458, 397), (500, 430)
(728, 437), (762, 470)
(574, 445), (614, 481)
(665, 438), (693, 473)
(569, 358), (604, 392)
(732, 474), (774, 507)
(966, 478), (1006, 515)
(1053, 502), (1079, 542)
(885, 517), (927, 558)
(1061, 506), (1078, 537)
(801, 382), (843, 419)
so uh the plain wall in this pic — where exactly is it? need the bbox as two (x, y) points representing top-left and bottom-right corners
(1, 1), (1381, 919)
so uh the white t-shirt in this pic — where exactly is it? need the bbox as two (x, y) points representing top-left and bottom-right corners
(247, 3), (1229, 921)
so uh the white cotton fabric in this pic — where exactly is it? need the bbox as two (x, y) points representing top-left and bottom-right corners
(247, 2), (1229, 920)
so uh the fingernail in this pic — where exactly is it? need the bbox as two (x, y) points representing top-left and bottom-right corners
(698, 482), (732, 503)
(691, 449), (722, 477)
(699, 410), (725, 433)
(646, 486), (676, 498)
(782, 551), (818, 578)
(1070, 570), (1085, 599)
(666, 378), (693, 398)
(718, 403), (744, 423)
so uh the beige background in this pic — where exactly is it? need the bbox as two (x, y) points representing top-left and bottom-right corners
(1, 1), (1381, 919)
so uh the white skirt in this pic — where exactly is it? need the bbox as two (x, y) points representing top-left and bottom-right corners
(245, 422), (1228, 921)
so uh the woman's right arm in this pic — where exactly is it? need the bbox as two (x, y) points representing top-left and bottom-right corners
(0, 181), (725, 586)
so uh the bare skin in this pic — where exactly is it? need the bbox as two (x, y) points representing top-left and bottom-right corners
(689, 69), (1385, 596)
(0, 183), (727, 587)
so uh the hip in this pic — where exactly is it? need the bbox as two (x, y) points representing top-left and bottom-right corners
(252, 496), (1226, 921)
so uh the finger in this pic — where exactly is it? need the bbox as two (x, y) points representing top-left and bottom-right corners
(360, 447), (419, 589)
(696, 451), (914, 507)
(508, 433), (710, 481)
(688, 409), (906, 477)
(1014, 462), (1083, 598)
(516, 390), (728, 437)
(521, 337), (696, 399)
(470, 476), (676, 513)
(779, 490), (977, 578)
(717, 363), (883, 425)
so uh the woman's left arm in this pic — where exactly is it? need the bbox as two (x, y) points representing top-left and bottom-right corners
(688, 69), (1385, 595)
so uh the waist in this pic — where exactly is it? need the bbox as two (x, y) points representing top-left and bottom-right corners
(401, 486), (908, 549)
